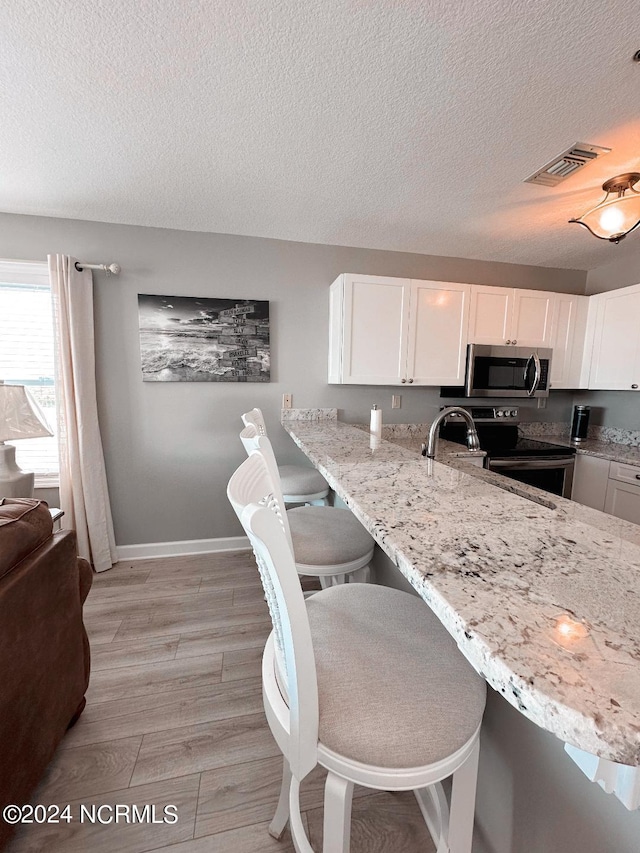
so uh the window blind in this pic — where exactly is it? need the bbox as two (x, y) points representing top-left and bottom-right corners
(0, 262), (59, 481)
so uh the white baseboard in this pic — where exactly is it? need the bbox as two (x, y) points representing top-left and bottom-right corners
(116, 536), (250, 561)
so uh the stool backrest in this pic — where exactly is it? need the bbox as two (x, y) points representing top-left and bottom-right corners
(239, 425), (294, 553)
(241, 407), (268, 436)
(227, 451), (319, 781)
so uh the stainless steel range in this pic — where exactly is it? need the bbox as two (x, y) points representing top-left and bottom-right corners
(439, 406), (576, 498)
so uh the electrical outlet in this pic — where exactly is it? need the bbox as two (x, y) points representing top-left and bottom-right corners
(282, 393), (292, 409)
(391, 394), (401, 409)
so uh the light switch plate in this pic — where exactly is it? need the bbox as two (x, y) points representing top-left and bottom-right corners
(282, 393), (292, 409)
(537, 398), (547, 409)
(392, 395), (401, 409)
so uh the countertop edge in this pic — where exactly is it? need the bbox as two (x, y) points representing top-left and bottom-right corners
(282, 419), (640, 766)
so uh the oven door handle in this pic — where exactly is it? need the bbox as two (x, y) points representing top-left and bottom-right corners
(524, 353), (542, 397)
(489, 457), (574, 470)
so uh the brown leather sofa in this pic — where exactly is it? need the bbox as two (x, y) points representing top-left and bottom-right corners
(0, 499), (92, 850)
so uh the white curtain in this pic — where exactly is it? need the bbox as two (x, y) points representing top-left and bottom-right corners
(48, 255), (117, 573)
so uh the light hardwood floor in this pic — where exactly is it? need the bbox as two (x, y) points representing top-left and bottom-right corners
(6, 552), (435, 853)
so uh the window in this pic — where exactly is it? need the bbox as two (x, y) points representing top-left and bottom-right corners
(0, 260), (58, 485)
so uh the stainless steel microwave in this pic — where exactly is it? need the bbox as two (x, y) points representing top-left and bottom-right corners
(463, 344), (552, 398)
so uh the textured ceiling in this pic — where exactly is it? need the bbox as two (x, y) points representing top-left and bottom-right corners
(2, 0), (640, 270)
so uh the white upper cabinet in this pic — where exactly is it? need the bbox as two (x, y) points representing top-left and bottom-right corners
(468, 286), (554, 347)
(328, 275), (469, 385)
(405, 280), (470, 385)
(329, 274), (409, 385)
(467, 286), (512, 344)
(511, 289), (555, 347)
(587, 284), (640, 391)
(328, 275), (601, 389)
(549, 294), (589, 389)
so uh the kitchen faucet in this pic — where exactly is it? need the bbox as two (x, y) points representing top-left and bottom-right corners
(423, 406), (481, 459)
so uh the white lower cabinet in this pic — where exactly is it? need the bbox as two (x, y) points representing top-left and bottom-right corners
(571, 454), (610, 512)
(328, 274), (469, 386)
(572, 456), (640, 525)
(604, 463), (640, 525)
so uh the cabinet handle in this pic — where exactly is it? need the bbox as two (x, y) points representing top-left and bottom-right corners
(632, 384), (639, 389)
(512, 339), (517, 345)
(408, 378), (414, 383)
(506, 340), (511, 345)
(401, 378), (406, 384)
(636, 474), (640, 480)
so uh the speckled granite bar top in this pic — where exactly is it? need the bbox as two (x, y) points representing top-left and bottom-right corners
(520, 423), (640, 466)
(283, 418), (640, 765)
(540, 436), (640, 467)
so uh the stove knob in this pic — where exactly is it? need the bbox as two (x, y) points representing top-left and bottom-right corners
(496, 410), (504, 417)
(510, 410), (517, 417)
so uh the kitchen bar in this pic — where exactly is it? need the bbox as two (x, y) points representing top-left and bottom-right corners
(282, 413), (640, 779)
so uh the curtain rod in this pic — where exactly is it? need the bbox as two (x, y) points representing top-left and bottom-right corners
(74, 261), (121, 275)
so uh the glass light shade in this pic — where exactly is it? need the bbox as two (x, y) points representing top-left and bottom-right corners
(569, 174), (640, 243)
(0, 384), (53, 442)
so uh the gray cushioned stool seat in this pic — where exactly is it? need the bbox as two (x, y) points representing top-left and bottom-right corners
(278, 464), (328, 498)
(287, 506), (374, 566)
(277, 584), (486, 768)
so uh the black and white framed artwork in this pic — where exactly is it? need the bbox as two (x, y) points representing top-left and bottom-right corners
(138, 294), (270, 382)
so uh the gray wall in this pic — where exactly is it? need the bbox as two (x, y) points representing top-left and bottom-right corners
(1, 212), (585, 546)
(572, 391), (640, 431)
(586, 250), (640, 294)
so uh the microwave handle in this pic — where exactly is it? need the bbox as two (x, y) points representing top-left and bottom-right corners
(525, 352), (541, 397)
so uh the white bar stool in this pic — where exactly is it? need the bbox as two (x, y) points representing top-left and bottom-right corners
(239, 425), (373, 586)
(227, 451), (487, 853)
(242, 408), (330, 505)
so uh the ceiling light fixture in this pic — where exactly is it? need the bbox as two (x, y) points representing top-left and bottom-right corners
(569, 173), (640, 243)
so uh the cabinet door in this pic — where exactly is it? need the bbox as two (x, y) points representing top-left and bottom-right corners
(549, 294), (589, 389)
(468, 286), (513, 345)
(406, 281), (470, 385)
(340, 275), (410, 384)
(604, 479), (640, 525)
(571, 454), (610, 511)
(511, 289), (555, 347)
(588, 287), (640, 390)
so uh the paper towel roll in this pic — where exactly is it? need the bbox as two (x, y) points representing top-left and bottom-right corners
(370, 404), (382, 437)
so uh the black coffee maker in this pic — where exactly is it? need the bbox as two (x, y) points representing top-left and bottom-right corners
(571, 405), (590, 444)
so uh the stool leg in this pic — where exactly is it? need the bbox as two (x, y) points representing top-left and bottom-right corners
(320, 574), (347, 588)
(348, 565), (371, 583)
(323, 772), (354, 853)
(448, 739), (480, 853)
(269, 757), (292, 839)
(289, 777), (315, 853)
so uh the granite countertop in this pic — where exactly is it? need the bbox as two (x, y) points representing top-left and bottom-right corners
(541, 436), (640, 467)
(283, 418), (640, 766)
(519, 423), (640, 467)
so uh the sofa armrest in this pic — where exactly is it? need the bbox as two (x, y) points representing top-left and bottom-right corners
(77, 557), (93, 605)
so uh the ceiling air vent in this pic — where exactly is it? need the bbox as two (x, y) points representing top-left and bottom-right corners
(524, 143), (611, 187)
